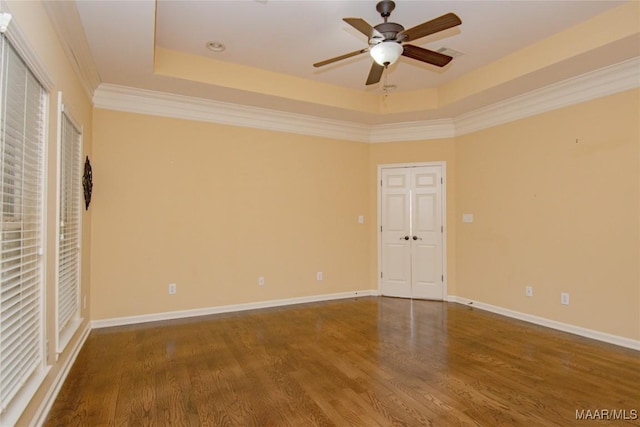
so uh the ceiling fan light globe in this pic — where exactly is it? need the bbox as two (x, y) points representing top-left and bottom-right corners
(370, 41), (403, 66)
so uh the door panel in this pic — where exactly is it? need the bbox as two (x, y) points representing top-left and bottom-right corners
(413, 245), (437, 282)
(411, 166), (443, 300)
(415, 193), (435, 233)
(385, 194), (408, 231)
(385, 244), (409, 281)
(412, 243), (441, 299)
(415, 171), (437, 187)
(381, 169), (412, 298)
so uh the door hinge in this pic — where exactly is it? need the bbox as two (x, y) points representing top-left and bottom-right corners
(380, 226), (382, 232)
(380, 272), (383, 279)
(380, 180), (383, 187)
(441, 275), (444, 282)
(441, 177), (443, 184)
(441, 226), (443, 233)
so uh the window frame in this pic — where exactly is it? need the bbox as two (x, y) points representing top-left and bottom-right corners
(54, 92), (83, 354)
(0, 12), (52, 426)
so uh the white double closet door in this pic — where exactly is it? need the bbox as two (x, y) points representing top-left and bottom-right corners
(380, 165), (445, 300)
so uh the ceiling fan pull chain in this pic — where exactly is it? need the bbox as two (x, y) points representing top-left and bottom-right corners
(383, 71), (390, 107)
(383, 72), (389, 97)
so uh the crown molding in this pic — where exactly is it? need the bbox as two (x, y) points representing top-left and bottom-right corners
(42, 0), (101, 99)
(454, 57), (640, 136)
(93, 84), (373, 142)
(369, 119), (456, 143)
(92, 84), (454, 142)
(93, 57), (639, 143)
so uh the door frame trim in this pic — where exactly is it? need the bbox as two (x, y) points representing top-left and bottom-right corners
(377, 162), (447, 299)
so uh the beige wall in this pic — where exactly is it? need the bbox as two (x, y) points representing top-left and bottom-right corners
(4, 1), (94, 425)
(90, 109), (370, 320)
(92, 88), (639, 343)
(455, 89), (639, 340)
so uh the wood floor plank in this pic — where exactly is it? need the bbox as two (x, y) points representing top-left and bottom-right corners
(45, 297), (640, 426)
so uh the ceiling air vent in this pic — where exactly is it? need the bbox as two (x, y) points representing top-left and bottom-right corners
(437, 47), (464, 58)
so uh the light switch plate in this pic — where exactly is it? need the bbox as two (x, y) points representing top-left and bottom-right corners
(462, 213), (474, 223)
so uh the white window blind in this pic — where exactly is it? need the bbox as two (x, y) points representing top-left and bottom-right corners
(0, 35), (46, 414)
(57, 100), (81, 348)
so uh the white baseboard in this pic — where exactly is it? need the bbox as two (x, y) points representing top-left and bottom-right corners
(447, 295), (640, 351)
(30, 322), (91, 427)
(92, 290), (381, 329)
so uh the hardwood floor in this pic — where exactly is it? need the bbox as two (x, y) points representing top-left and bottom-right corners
(45, 297), (639, 426)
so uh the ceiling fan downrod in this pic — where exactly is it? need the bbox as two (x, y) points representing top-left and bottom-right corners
(376, 0), (395, 23)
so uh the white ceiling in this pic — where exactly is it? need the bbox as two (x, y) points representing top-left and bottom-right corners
(155, 0), (623, 90)
(73, 0), (634, 124)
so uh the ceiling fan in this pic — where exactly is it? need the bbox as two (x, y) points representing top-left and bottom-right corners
(313, 0), (462, 85)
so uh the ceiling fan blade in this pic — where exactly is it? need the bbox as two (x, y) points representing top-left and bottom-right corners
(314, 49), (368, 68)
(402, 44), (453, 67)
(366, 62), (384, 85)
(343, 18), (383, 39)
(400, 12), (462, 42)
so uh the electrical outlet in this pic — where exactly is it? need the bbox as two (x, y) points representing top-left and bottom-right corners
(317, 271), (323, 281)
(561, 292), (570, 305)
(525, 286), (533, 297)
(168, 283), (176, 295)
(258, 276), (265, 286)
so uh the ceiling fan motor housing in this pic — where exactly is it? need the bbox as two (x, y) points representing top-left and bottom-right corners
(372, 22), (404, 43)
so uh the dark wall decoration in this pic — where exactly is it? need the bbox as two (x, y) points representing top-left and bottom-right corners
(83, 156), (93, 210)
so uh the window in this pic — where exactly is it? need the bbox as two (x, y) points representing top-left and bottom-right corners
(0, 33), (47, 420)
(56, 94), (82, 352)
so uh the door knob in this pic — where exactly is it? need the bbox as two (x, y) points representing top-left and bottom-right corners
(399, 236), (409, 240)
(412, 236), (422, 240)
